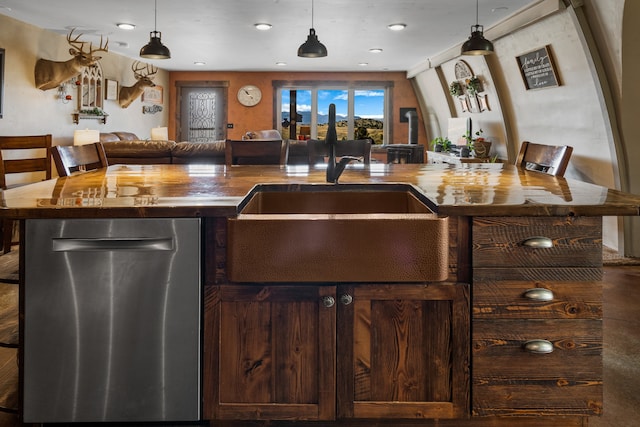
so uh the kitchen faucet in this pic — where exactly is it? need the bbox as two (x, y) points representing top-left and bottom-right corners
(325, 103), (361, 183)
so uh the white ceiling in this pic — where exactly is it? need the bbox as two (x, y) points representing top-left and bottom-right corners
(0, 0), (540, 72)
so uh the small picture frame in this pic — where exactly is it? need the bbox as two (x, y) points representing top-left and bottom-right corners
(105, 79), (118, 100)
(479, 94), (489, 112)
(468, 94), (479, 113)
(459, 97), (469, 113)
(142, 85), (163, 104)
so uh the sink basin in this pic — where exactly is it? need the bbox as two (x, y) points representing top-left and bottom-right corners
(227, 184), (449, 283)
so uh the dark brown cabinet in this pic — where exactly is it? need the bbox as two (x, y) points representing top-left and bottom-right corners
(337, 284), (470, 419)
(204, 285), (336, 421)
(205, 283), (470, 421)
(471, 216), (603, 416)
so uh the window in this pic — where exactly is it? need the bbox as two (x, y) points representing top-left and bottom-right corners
(276, 82), (391, 145)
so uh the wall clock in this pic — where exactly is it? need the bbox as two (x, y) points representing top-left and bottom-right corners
(237, 85), (262, 107)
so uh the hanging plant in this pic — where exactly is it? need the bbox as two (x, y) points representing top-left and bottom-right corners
(466, 75), (482, 94)
(449, 81), (464, 97)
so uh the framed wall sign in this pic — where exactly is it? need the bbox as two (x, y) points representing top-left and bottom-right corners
(105, 79), (118, 100)
(516, 45), (560, 90)
(142, 85), (163, 104)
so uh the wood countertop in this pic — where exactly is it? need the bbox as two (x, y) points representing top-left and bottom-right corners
(1, 163), (640, 218)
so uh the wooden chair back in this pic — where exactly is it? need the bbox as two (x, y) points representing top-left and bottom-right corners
(307, 138), (372, 166)
(0, 134), (52, 189)
(516, 141), (573, 177)
(225, 139), (288, 166)
(52, 142), (109, 177)
(0, 134), (53, 253)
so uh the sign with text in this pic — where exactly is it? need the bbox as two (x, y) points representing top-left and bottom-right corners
(516, 45), (560, 90)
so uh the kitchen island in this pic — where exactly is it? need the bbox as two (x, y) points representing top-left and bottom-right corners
(3, 162), (640, 426)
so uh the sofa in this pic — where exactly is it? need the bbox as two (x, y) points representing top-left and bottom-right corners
(99, 130), (311, 165)
(99, 131), (227, 165)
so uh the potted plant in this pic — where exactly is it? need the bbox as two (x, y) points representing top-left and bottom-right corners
(464, 129), (492, 158)
(466, 76), (482, 95)
(430, 136), (452, 152)
(449, 81), (463, 97)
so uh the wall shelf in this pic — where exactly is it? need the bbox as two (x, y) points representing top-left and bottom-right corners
(72, 113), (108, 125)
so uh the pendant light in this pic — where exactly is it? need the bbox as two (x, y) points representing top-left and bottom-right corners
(461, 0), (494, 56)
(140, 0), (171, 59)
(298, 0), (327, 58)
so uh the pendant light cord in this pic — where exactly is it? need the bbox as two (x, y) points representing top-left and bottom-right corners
(311, 0), (315, 28)
(475, 0), (479, 26)
(154, 0), (158, 32)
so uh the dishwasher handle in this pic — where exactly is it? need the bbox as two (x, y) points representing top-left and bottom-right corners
(52, 237), (174, 252)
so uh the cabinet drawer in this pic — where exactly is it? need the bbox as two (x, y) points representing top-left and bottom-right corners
(473, 281), (602, 319)
(472, 216), (602, 268)
(473, 319), (602, 416)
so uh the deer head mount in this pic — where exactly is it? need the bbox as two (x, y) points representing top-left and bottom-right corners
(118, 61), (158, 108)
(34, 28), (108, 91)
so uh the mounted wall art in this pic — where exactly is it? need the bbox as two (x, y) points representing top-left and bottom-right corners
(516, 45), (560, 90)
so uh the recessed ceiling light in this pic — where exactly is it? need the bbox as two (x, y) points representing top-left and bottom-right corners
(492, 7), (508, 12)
(387, 23), (406, 31)
(276, 61), (287, 66)
(358, 62), (369, 67)
(369, 48), (383, 53)
(116, 23), (136, 30)
(194, 61), (206, 66)
(254, 23), (272, 30)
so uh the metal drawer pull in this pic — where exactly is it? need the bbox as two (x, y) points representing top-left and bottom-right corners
(523, 288), (554, 301)
(524, 339), (554, 354)
(52, 237), (174, 251)
(522, 236), (553, 248)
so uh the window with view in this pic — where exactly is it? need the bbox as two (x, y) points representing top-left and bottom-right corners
(277, 83), (389, 145)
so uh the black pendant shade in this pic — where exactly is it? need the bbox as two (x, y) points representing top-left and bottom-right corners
(298, 28), (328, 58)
(461, 24), (494, 55)
(140, 30), (171, 59)
(140, 0), (170, 59)
(461, 0), (494, 56)
(298, 0), (327, 58)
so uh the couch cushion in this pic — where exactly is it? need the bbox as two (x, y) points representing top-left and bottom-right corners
(99, 133), (121, 143)
(102, 140), (176, 158)
(113, 131), (140, 141)
(171, 141), (226, 164)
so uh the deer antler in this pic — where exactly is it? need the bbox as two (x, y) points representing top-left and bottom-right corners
(66, 28), (87, 53)
(88, 34), (109, 54)
(66, 28), (108, 54)
(132, 61), (158, 80)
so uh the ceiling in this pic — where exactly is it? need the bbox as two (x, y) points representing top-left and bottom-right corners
(0, 0), (540, 72)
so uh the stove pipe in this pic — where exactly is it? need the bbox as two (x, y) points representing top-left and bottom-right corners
(405, 110), (418, 144)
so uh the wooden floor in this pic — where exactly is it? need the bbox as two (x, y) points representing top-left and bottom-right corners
(0, 259), (639, 426)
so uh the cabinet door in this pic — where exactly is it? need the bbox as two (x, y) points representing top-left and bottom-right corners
(205, 285), (336, 421)
(337, 284), (470, 419)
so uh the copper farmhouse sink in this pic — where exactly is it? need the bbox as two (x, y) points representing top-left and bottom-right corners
(227, 184), (449, 283)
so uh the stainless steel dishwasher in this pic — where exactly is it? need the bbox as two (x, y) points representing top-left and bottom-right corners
(23, 218), (201, 423)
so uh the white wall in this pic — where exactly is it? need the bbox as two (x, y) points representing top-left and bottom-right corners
(0, 14), (169, 148)
(411, 4), (622, 250)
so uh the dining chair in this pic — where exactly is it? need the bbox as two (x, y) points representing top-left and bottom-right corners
(0, 134), (53, 253)
(307, 138), (372, 166)
(51, 142), (109, 177)
(516, 141), (573, 177)
(225, 139), (289, 166)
